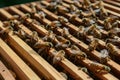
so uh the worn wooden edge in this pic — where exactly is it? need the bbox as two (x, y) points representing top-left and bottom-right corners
(0, 38), (41, 80)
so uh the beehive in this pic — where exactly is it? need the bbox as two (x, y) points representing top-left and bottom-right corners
(0, 0), (120, 80)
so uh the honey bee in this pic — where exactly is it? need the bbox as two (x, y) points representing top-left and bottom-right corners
(57, 7), (69, 13)
(82, 18), (92, 26)
(82, 0), (91, 9)
(60, 72), (68, 80)
(112, 20), (119, 28)
(0, 26), (13, 35)
(89, 7), (96, 17)
(34, 41), (53, 55)
(14, 28), (27, 39)
(89, 61), (111, 73)
(62, 27), (70, 37)
(53, 50), (65, 64)
(99, 6), (108, 19)
(49, 21), (61, 30)
(30, 4), (37, 14)
(73, 0), (82, 8)
(104, 19), (112, 30)
(26, 31), (39, 44)
(77, 26), (85, 38)
(34, 41), (53, 48)
(47, 2), (58, 11)
(86, 24), (101, 38)
(58, 16), (68, 23)
(0, 26), (13, 41)
(69, 4), (78, 13)
(106, 43), (118, 56)
(79, 67), (89, 74)
(99, 49), (110, 64)
(55, 36), (71, 48)
(88, 38), (99, 51)
(21, 13), (31, 22)
(69, 45), (87, 61)
(108, 27), (120, 38)
(42, 30), (56, 42)
(37, 11), (46, 19)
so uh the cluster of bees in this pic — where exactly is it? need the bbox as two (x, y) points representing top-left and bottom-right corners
(0, 0), (120, 77)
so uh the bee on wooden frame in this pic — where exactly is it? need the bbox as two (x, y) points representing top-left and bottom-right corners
(52, 50), (65, 64)
(30, 4), (37, 14)
(14, 28), (27, 40)
(47, 21), (61, 30)
(69, 45), (87, 62)
(0, 26), (13, 41)
(89, 61), (111, 74)
(106, 43), (119, 56)
(42, 30), (56, 42)
(88, 38), (99, 51)
(25, 31), (39, 45)
(61, 27), (70, 37)
(55, 36), (71, 49)
(99, 49), (110, 64)
(58, 16), (68, 24)
(60, 72), (68, 80)
(37, 11), (46, 19)
(34, 41), (53, 56)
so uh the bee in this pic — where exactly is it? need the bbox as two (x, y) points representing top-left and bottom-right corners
(14, 28), (27, 39)
(47, 2), (58, 11)
(34, 41), (53, 48)
(42, 30), (56, 42)
(60, 72), (68, 80)
(69, 4), (78, 13)
(58, 16), (68, 23)
(52, 0), (63, 5)
(34, 41), (53, 55)
(108, 27), (120, 38)
(37, 11), (46, 19)
(55, 36), (71, 49)
(106, 43), (118, 56)
(77, 26), (85, 38)
(48, 21), (61, 30)
(0, 26), (13, 35)
(104, 19), (112, 30)
(82, 18), (92, 26)
(86, 24), (101, 38)
(99, 49), (110, 64)
(62, 27), (70, 37)
(57, 7), (69, 13)
(99, 6), (108, 19)
(73, 0), (82, 8)
(82, 0), (91, 9)
(0, 26), (13, 41)
(30, 4), (37, 14)
(69, 45), (87, 61)
(78, 67), (89, 74)
(88, 38), (99, 51)
(99, 0), (104, 6)
(26, 31), (39, 45)
(21, 13), (31, 22)
(53, 50), (65, 64)
(112, 20), (119, 28)
(89, 7), (96, 17)
(89, 61), (111, 73)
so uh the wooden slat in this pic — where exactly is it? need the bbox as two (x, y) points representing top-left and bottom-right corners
(0, 38), (41, 80)
(103, 0), (120, 7)
(0, 61), (15, 80)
